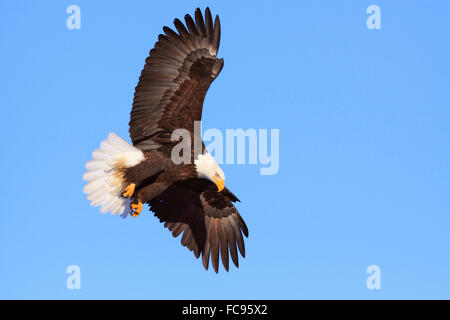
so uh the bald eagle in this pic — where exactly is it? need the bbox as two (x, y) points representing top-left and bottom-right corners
(83, 8), (248, 273)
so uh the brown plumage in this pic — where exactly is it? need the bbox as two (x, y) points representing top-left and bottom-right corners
(84, 7), (247, 273)
(130, 7), (223, 152)
(120, 7), (248, 273)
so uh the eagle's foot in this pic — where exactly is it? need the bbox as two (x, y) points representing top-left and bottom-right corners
(130, 202), (143, 217)
(122, 183), (136, 198)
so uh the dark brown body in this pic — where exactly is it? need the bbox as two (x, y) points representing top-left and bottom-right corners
(124, 150), (197, 205)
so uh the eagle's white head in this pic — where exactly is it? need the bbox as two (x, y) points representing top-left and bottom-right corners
(194, 153), (225, 192)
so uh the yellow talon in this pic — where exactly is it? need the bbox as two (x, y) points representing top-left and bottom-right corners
(130, 202), (143, 217)
(123, 183), (136, 197)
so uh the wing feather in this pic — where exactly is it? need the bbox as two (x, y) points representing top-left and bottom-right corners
(184, 14), (199, 36)
(217, 221), (230, 271)
(195, 8), (207, 36)
(205, 8), (213, 39)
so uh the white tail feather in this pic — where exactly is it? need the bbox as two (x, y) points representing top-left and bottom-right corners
(83, 133), (145, 217)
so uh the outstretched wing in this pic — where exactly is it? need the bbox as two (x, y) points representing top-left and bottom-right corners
(148, 180), (248, 273)
(130, 7), (224, 151)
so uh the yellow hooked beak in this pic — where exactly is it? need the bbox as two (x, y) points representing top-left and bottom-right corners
(213, 176), (225, 192)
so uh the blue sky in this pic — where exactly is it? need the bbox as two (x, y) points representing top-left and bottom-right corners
(1, 0), (449, 299)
